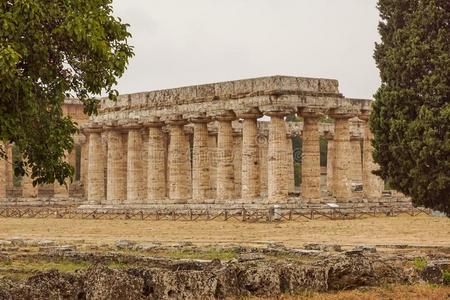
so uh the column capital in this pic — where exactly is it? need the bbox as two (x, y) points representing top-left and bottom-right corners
(165, 115), (188, 126)
(298, 107), (325, 118)
(81, 122), (103, 134)
(235, 107), (262, 119)
(122, 119), (143, 131)
(260, 105), (295, 117)
(143, 116), (165, 128)
(209, 110), (236, 122)
(328, 108), (358, 119)
(359, 110), (371, 122)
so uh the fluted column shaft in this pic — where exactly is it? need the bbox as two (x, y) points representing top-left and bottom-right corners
(241, 117), (260, 200)
(126, 125), (144, 203)
(207, 132), (217, 199)
(350, 137), (363, 183)
(192, 120), (210, 202)
(106, 128), (126, 204)
(86, 128), (105, 204)
(326, 135), (334, 195)
(216, 118), (235, 201)
(267, 114), (289, 202)
(301, 117), (321, 199)
(287, 135), (295, 194)
(147, 123), (166, 201)
(362, 120), (384, 199)
(167, 120), (190, 203)
(233, 131), (242, 199)
(331, 117), (352, 200)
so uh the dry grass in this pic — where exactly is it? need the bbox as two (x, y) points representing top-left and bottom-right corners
(261, 284), (450, 300)
(0, 215), (449, 247)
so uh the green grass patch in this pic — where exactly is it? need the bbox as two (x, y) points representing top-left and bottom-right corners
(413, 257), (427, 271)
(442, 270), (450, 285)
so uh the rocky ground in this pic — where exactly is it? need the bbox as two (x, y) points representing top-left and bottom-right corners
(0, 238), (449, 299)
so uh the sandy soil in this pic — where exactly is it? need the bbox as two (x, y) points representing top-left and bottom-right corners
(0, 215), (449, 247)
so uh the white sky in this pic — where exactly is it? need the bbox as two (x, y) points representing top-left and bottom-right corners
(112, 0), (381, 99)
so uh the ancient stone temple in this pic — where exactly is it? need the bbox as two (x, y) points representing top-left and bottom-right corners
(1, 76), (403, 208)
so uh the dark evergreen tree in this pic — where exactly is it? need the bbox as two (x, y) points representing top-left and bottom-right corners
(371, 0), (449, 214)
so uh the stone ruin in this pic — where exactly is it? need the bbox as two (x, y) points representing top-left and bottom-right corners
(0, 76), (408, 208)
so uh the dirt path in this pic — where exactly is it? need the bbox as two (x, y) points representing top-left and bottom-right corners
(0, 215), (449, 247)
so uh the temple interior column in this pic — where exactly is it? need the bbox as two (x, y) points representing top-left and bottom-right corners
(207, 130), (217, 199)
(106, 125), (126, 204)
(361, 116), (384, 199)
(233, 129), (242, 199)
(167, 118), (190, 203)
(241, 116), (260, 201)
(216, 113), (235, 201)
(125, 123), (144, 203)
(258, 131), (268, 197)
(286, 135), (295, 195)
(191, 118), (210, 202)
(301, 115), (321, 200)
(325, 133), (334, 196)
(86, 126), (105, 204)
(330, 115), (352, 201)
(350, 137), (363, 184)
(266, 112), (289, 202)
(146, 120), (167, 202)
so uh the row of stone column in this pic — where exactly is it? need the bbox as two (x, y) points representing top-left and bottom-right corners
(83, 110), (383, 205)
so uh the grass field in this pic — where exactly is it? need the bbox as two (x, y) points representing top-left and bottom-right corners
(0, 215), (449, 247)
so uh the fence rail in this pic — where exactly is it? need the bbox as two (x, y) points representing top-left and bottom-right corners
(0, 206), (432, 222)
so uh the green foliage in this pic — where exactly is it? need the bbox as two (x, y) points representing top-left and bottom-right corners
(443, 270), (450, 285)
(0, 0), (133, 185)
(371, 0), (450, 214)
(413, 257), (427, 271)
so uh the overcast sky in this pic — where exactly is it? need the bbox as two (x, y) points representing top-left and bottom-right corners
(112, 0), (381, 99)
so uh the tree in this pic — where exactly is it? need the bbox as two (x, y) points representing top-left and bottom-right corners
(0, 0), (133, 185)
(371, 0), (449, 214)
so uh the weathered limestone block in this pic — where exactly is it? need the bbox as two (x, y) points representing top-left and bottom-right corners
(216, 113), (235, 201)
(301, 116), (321, 200)
(233, 130), (242, 199)
(125, 123), (144, 203)
(146, 121), (166, 202)
(167, 119), (190, 203)
(361, 118), (384, 199)
(330, 116), (352, 200)
(266, 113), (289, 202)
(106, 126), (126, 204)
(191, 119), (210, 202)
(241, 116), (260, 200)
(86, 127), (105, 204)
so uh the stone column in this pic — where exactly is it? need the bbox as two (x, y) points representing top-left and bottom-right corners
(191, 118), (210, 202)
(286, 135), (295, 195)
(146, 119), (167, 202)
(258, 131), (269, 197)
(240, 114), (260, 200)
(330, 114), (353, 201)
(361, 115), (384, 199)
(167, 118), (190, 203)
(125, 122), (144, 203)
(0, 142), (6, 199)
(21, 157), (38, 198)
(6, 144), (13, 192)
(53, 152), (70, 199)
(300, 114), (321, 200)
(325, 133), (334, 196)
(207, 129), (218, 199)
(216, 112), (236, 201)
(79, 134), (88, 196)
(350, 136), (363, 184)
(233, 129), (242, 199)
(85, 125), (105, 204)
(266, 112), (289, 202)
(105, 124), (126, 204)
